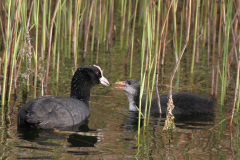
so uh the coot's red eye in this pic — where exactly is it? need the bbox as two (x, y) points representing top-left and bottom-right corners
(96, 72), (99, 75)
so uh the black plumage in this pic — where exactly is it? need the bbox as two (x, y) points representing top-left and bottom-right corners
(116, 79), (215, 115)
(18, 65), (109, 129)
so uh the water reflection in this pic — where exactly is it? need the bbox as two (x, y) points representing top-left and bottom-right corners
(17, 120), (101, 148)
(121, 111), (215, 132)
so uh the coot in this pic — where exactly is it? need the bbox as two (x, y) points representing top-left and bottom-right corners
(18, 65), (110, 129)
(115, 79), (215, 115)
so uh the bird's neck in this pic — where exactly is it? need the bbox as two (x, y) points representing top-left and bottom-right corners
(71, 85), (91, 105)
(127, 93), (139, 111)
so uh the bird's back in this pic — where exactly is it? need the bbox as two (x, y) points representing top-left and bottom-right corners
(18, 95), (90, 129)
(143, 92), (215, 115)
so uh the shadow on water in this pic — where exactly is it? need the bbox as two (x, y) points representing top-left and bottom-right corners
(17, 119), (101, 150)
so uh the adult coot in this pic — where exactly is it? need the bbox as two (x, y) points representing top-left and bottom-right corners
(18, 65), (110, 129)
(115, 79), (215, 115)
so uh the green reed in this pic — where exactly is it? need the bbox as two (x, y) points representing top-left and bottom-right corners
(8, 30), (21, 103)
(68, 0), (72, 58)
(1, 0), (12, 105)
(125, 1), (131, 49)
(138, 4), (147, 144)
(7, 0), (22, 102)
(33, 0), (39, 98)
(154, 0), (161, 57)
(215, 1), (223, 97)
(144, 7), (152, 122)
(137, 0), (159, 145)
(91, 0), (97, 51)
(63, 2), (67, 58)
(72, 0), (80, 70)
(172, 0), (179, 63)
(211, 1), (217, 96)
(129, 0), (138, 78)
(191, 0), (199, 73)
(221, 0), (233, 105)
(41, 0), (47, 59)
(96, 0), (102, 64)
(48, 0), (52, 28)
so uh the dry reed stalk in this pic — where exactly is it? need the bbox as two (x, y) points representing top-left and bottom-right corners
(13, 60), (17, 95)
(185, 0), (189, 28)
(72, 0), (80, 71)
(229, 4), (240, 65)
(191, 1), (195, 29)
(228, 3), (240, 66)
(96, 0), (102, 64)
(0, 58), (1, 91)
(0, 16), (6, 48)
(154, 0), (162, 114)
(161, 21), (168, 65)
(230, 47), (240, 126)
(157, 0), (172, 67)
(156, 0), (173, 114)
(211, 3), (217, 96)
(233, 0), (240, 22)
(215, 45), (225, 97)
(230, 0), (240, 126)
(45, 0), (60, 95)
(229, 27), (239, 65)
(169, 0), (192, 107)
(163, 0), (192, 130)
(0, 58), (1, 78)
(161, 1), (170, 66)
(228, 35), (240, 65)
(83, 0), (94, 59)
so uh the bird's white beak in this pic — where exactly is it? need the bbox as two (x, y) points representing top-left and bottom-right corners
(100, 76), (110, 86)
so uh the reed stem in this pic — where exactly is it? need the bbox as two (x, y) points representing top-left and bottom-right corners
(129, 0), (138, 78)
(2, 0), (12, 105)
(190, 0), (199, 73)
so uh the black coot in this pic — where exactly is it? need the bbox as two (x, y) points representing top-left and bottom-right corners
(18, 65), (110, 129)
(115, 79), (215, 115)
